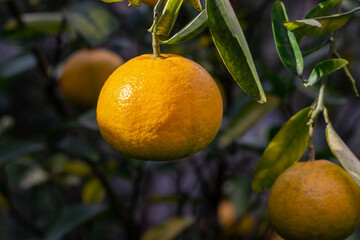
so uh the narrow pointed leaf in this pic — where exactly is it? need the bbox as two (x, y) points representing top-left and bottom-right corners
(207, 0), (266, 103)
(142, 216), (194, 240)
(272, 1), (303, 75)
(129, 0), (141, 6)
(189, 0), (202, 11)
(0, 141), (46, 166)
(305, 58), (348, 86)
(284, 7), (360, 36)
(305, 0), (342, 19)
(220, 95), (280, 147)
(100, 0), (123, 2)
(5, 12), (64, 35)
(160, 10), (207, 44)
(0, 51), (36, 83)
(45, 204), (106, 240)
(252, 107), (311, 192)
(326, 122), (360, 186)
(155, 0), (183, 36)
(65, 2), (118, 45)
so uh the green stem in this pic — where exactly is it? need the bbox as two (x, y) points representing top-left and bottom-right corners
(306, 34), (336, 161)
(307, 121), (316, 162)
(306, 78), (326, 161)
(303, 39), (331, 57)
(152, 32), (163, 59)
(333, 50), (359, 97)
(323, 107), (330, 124)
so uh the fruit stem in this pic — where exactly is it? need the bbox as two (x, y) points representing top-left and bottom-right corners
(152, 32), (163, 59)
(306, 33), (336, 161)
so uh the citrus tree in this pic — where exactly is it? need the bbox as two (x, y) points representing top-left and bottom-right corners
(0, 0), (360, 239)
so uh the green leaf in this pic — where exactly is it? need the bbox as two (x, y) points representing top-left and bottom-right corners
(326, 122), (360, 186)
(5, 12), (64, 36)
(78, 109), (98, 130)
(0, 193), (9, 212)
(252, 107), (311, 192)
(155, 0), (183, 36)
(82, 178), (106, 203)
(0, 0), (10, 5)
(189, 0), (202, 11)
(305, 0), (342, 19)
(141, 216), (194, 240)
(0, 51), (37, 87)
(0, 141), (46, 166)
(258, 62), (289, 98)
(129, 0), (141, 6)
(45, 204), (106, 240)
(58, 138), (99, 162)
(272, 1), (303, 75)
(207, 0), (266, 103)
(220, 95), (280, 147)
(283, 7), (360, 36)
(160, 10), (207, 44)
(305, 58), (348, 86)
(100, 0), (124, 3)
(65, 2), (119, 45)
(62, 161), (92, 177)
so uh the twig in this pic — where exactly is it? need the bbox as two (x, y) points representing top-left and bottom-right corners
(0, 169), (44, 237)
(128, 165), (145, 223)
(32, 47), (68, 117)
(57, 146), (137, 240)
(80, 157), (139, 240)
(307, 34), (336, 161)
(333, 51), (359, 97)
(303, 39), (331, 57)
(7, 0), (24, 27)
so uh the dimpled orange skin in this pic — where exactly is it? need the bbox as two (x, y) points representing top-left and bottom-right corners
(96, 54), (223, 161)
(268, 160), (360, 240)
(60, 49), (124, 107)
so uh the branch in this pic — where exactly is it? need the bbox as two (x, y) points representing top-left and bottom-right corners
(0, 169), (44, 237)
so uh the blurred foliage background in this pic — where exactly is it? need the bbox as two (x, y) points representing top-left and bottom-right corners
(1, 0), (360, 239)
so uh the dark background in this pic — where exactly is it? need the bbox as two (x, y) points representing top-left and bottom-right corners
(0, 0), (360, 239)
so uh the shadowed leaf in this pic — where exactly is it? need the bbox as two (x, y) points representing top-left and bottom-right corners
(189, 0), (202, 11)
(100, 0), (123, 2)
(65, 2), (118, 45)
(0, 141), (46, 166)
(45, 204), (106, 240)
(5, 12), (64, 35)
(0, 51), (36, 86)
(305, 0), (342, 19)
(207, 0), (266, 103)
(220, 95), (280, 147)
(82, 178), (106, 203)
(272, 1), (303, 75)
(252, 107), (311, 192)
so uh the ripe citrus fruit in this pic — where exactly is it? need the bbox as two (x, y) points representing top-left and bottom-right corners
(96, 54), (223, 161)
(60, 49), (124, 107)
(268, 160), (360, 240)
(218, 200), (237, 229)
